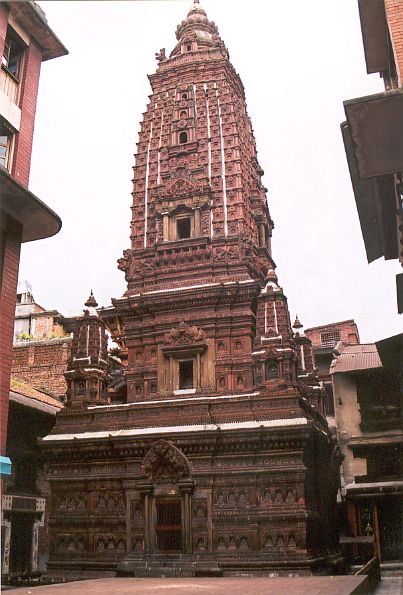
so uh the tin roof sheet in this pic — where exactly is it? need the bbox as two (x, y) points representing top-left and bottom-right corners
(330, 344), (382, 374)
(10, 377), (63, 413)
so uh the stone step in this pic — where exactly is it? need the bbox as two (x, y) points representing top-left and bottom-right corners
(117, 554), (222, 578)
(381, 562), (403, 577)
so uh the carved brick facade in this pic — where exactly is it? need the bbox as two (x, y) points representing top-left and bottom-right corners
(41, 1), (342, 578)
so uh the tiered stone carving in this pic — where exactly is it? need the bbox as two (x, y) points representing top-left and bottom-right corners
(41, 0), (341, 580)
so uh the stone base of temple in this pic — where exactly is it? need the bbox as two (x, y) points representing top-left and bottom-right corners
(116, 552), (345, 579)
(117, 553), (222, 577)
(46, 553), (345, 581)
(44, 561), (117, 582)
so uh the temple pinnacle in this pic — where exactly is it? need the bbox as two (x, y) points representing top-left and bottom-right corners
(85, 290), (98, 308)
(292, 315), (303, 331)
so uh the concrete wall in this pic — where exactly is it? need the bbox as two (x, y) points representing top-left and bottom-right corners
(332, 373), (367, 487)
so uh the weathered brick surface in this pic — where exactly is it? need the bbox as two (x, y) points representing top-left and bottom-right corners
(0, 2), (9, 57)
(385, 0), (403, 87)
(0, 217), (22, 454)
(12, 338), (72, 399)
(11, 40), (42, 186)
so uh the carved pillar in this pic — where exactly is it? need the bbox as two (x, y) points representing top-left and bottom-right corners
(178, 479), (194, 555)
(138, 483), (153, 554)
(31, 516), (44, 572)
(258, 222), (265, 247)
(194, 208), (201, 236)
(162, 212), (169, 241)
(266, 233), (271, 253)
(169, 356), (174, 392)
(1, 518), (11, 575)
(207, 490), (213, 554)
(196, 353), (201, 390)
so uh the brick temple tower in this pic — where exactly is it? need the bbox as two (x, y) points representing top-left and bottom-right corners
(42, 1), (342, 578)
(64, 292), (109, 408)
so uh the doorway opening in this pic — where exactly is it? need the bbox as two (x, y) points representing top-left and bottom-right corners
(156, 499), (182, 552)
(9, 512), (34, 573)
(377, 496), (402, 561)
(179, 360), (194, 389)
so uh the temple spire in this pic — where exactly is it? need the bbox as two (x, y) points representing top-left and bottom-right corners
(172, 0), (221, 57)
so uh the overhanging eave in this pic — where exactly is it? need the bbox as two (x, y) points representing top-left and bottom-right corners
(358, 0), (389, 74)
(0, 167), (61, 242)
(343, 90), (403, 179)
(340, 121), (382, 263)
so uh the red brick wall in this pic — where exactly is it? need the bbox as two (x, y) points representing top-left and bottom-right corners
(0, 216), (22, 454)
(385, 0), (403, 87)
(0, 3), (9, 55)
(305, 320), (360, 349)
(11, 40), (42, 187)
(12, 338), (72, 399)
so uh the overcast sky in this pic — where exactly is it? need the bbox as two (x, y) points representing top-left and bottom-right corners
(19, 0), (401, 343)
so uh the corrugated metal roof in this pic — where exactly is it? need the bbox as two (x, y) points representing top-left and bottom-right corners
(330, 344), (382, 373)
(10, 377), (63, 412)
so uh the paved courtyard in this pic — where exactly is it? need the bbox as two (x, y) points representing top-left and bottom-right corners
(5, 576), (372, 595)
(373, 577), (403, 594)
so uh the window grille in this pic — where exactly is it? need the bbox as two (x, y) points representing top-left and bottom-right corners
(320, 331), (340, 348)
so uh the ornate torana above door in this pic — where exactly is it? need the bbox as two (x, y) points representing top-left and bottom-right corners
(141, 440), (191, 483)
(163, 321), (206, 346)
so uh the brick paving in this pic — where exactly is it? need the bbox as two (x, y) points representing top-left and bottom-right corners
(8, 576), (370, 595)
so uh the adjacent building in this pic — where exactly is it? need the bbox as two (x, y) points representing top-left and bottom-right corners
(0, 0), (67, 583)
(330, 340), (402, 564)
(0, 2), (67, 479)
(14, 281), (66, 341)
(305, 320), (360, 417)
(2, 378), (63, 579)
(341, 0), (403, 312)
(40, 1), (342, 579)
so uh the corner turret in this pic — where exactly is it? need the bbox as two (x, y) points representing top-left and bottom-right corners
(64, 292), (108, 407)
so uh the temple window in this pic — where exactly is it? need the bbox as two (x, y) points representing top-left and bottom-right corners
(177, 216), (191, 239)
(266, 361), (279, 380)
(179, 360), (194, 389)
(179, 131), (188, 144)
(75, 381), (85, 395)
(180, 110), (187, 118)
(181, 93), (188, 100)
(186, 44), (192, 52)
